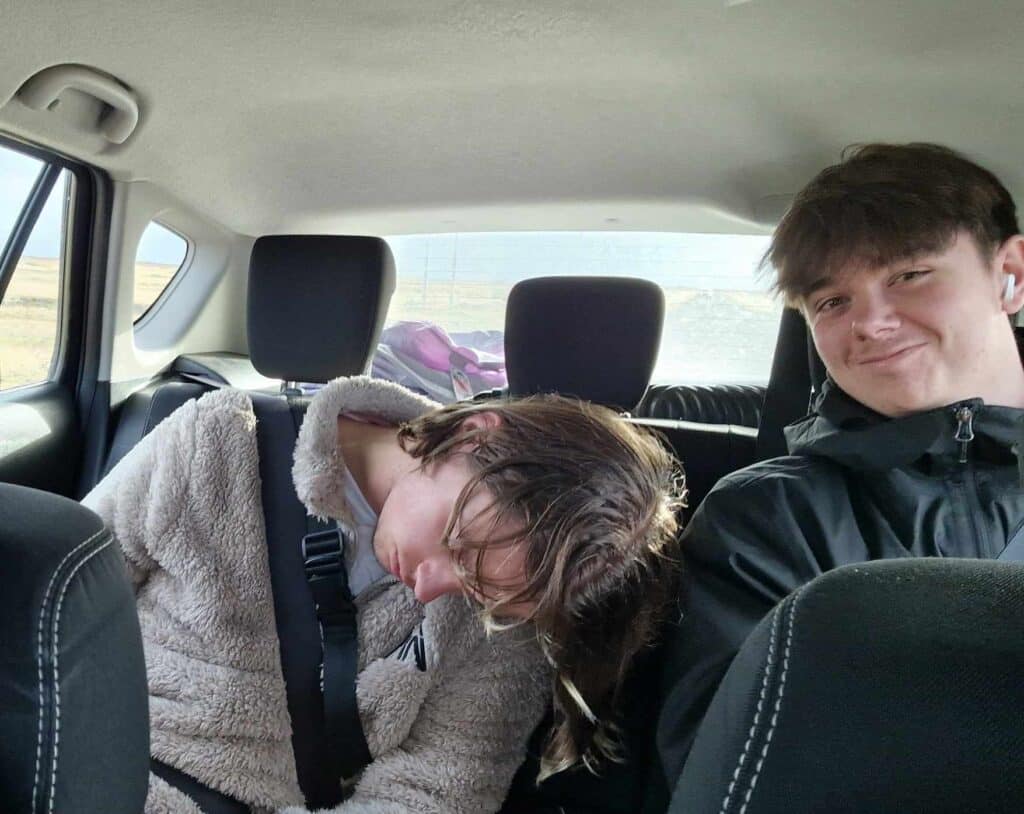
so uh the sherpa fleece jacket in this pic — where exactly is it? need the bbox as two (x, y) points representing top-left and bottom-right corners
(83, 376), (550, 814)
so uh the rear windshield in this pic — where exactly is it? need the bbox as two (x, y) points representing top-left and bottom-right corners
(382, 232), (779, 393)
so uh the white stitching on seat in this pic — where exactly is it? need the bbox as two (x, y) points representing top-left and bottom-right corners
(32, 529), (108, 814)
(739, 587), (806, 814)
(47, 537), (113, 813)
(719, 604), (782, 814)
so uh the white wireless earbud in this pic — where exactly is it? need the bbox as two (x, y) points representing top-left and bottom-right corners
(1004, 274), (1016, 303)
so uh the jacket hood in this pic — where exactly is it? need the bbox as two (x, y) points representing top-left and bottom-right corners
(292, 375), (440, 521)
(783, 378), (1024, 470)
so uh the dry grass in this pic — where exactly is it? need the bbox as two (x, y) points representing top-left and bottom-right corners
(0, 256), (178, 390)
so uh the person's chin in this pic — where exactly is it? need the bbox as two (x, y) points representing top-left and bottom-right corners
(843, 375), (932, 417)
(869, 386), (953, 418)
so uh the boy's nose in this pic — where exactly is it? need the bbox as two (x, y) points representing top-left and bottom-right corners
(851, 292), (900, 339)
(412, 557), (462, 604)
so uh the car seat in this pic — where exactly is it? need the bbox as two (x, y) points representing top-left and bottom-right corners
(99, 234), (395, 810)
(671, 557), (1024, 813)
(0, 482), (149, 813)
(498, 275), (672, 814)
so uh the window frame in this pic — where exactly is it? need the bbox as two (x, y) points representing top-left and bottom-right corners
(0, 133), (97, 395)
(131, 219), (192, 327)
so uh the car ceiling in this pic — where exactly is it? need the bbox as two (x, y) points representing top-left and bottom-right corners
(1, 0), (1022, 237)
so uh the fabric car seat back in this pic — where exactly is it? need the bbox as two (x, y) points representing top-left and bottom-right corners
(0, 483), (149, 814)
(673, 557), (1024, 813)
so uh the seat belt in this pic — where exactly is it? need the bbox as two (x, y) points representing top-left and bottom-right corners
(301, 518), (373, 785)
(288, 400), (373, 790)
(150, 759), (248, 814)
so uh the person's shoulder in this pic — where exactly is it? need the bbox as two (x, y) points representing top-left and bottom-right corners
(709, 452), (841, 496)
(689, 453), (849, 543)
(684, 454), (848, 578)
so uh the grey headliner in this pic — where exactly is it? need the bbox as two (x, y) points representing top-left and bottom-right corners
(2, 0), (1022, 236)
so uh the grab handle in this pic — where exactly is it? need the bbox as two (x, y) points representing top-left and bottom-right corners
(19, 64), (139, 144)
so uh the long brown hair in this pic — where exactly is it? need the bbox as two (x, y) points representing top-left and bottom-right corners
(398, 394), (685, 780)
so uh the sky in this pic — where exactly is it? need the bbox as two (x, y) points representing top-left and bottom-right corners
(0, 148), (186, 264)
(388, 231), (773, 291)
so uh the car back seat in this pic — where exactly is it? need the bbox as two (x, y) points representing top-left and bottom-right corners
(501, 275), (762, 512)
(497, 275), (765, 813)
(498, 275), (665, 813)
(636, 383), (765, 428)
(98, 234), (395, 810)
(100, 352), (278, 480)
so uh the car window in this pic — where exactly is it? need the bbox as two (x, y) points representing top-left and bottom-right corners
(383, 232), (780, 390)
(133, 220), (189, 322)
(0, 143), (71, 392)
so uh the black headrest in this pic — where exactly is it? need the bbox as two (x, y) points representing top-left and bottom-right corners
(504, 276), (664, 412)
(0, 483), (149, 812)
(672, 557), (1024, 813)
(248, 235), (395, 383)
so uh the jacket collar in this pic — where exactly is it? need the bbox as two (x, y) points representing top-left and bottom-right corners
(292, 375), (440, 521)
(784, 378), (1024, 471)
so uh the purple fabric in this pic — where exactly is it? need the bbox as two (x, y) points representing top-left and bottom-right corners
(370, 321), (507, 402)
(380, 322), (505, 386)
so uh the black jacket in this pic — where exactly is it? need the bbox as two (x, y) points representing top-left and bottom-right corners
(652, 381), (1024, 806)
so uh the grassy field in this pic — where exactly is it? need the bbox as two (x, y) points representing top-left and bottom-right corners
(0, 256), (178, 390)
(1, 257), (781, 391)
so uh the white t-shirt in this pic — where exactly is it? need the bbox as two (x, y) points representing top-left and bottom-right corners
(340, 465), (389, 596)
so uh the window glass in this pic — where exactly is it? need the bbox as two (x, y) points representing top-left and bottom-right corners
(0, 147), (44, 240)
(383, 232), (780, 390)
(0, 166), (70, 391)
(133, 221), (188, 321)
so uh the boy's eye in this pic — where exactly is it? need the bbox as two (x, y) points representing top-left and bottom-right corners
(892, 269), (930, 285)
(814, 295), (845, 315)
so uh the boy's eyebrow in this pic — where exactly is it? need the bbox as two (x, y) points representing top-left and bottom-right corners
(804, 276), (835, 298)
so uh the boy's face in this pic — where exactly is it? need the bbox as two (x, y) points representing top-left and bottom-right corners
(373, 451), (532, 615)
(802, 231), (1024, 417)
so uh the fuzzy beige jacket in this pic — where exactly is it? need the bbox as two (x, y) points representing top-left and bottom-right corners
(83, 376), (550, 814)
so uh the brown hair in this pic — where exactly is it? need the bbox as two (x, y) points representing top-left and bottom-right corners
(398, 395), (684, 780)
(766, 143), (1019, 302)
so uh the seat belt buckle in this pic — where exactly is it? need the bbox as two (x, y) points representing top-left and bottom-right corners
(302, 527), (345, 577)
(302, 526), (357, 622)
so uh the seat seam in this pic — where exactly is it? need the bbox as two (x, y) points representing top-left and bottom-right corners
(32, 529), (110, 814)
(720, 603), (782, 814)
(47, 536), (114, 813)
(143, 385), (167, 433)
(739, 586), (806, 814)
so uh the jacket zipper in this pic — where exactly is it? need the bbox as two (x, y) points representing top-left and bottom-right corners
(953, 405), (1024, 490)
(951, 404), (995, 554)
(953, 405), (975, 464)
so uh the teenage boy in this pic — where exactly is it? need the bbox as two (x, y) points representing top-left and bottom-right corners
(654, 143), (1024, 802)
